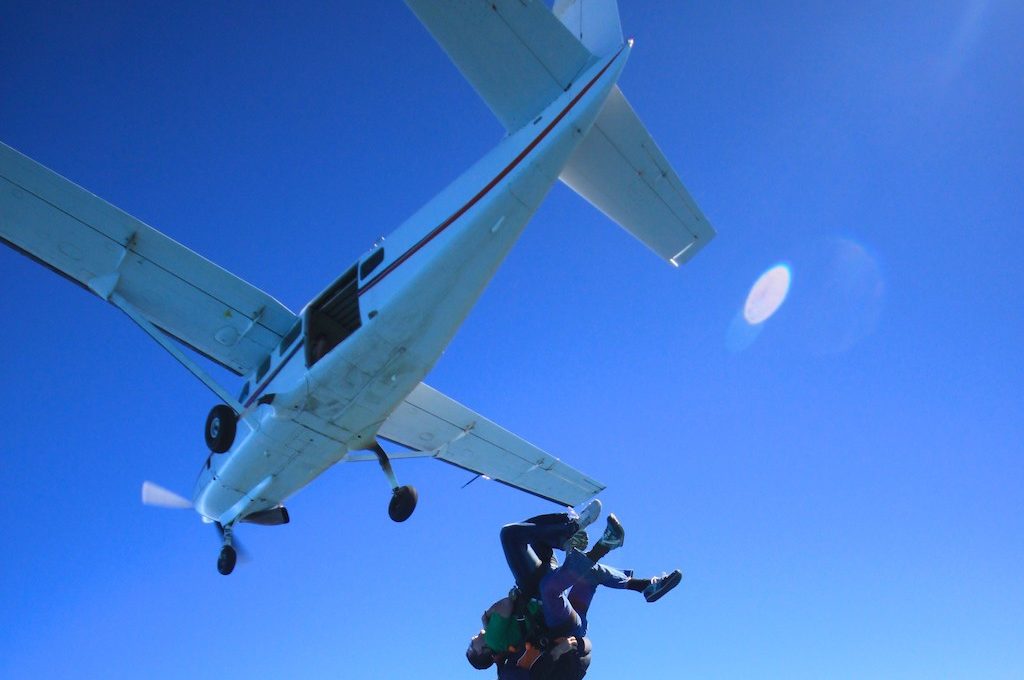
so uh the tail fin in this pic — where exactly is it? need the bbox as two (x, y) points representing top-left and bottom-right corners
(559, 84), (715, 266)
(553, 0), (623, 58)
(404, 0), (594, 133)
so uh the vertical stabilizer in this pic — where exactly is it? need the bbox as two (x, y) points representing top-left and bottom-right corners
(404, 0), (595, 133)
(553, 0), (623, 58)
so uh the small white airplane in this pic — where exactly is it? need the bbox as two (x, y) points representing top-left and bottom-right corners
(0, 0), (713, 574)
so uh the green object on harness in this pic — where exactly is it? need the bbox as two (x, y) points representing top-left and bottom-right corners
(483, 598), (545, 652)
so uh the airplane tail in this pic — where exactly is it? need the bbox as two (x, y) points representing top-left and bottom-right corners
(553, 0), (715, 266)
(557, 82), (715, 266)
(405, 0), (714, 266)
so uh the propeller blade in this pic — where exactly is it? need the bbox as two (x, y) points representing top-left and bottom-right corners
(141, 481), (192, 509)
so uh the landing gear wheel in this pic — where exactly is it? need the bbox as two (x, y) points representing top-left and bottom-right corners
(388, 485), (418, 522)
(217, 545), (237, 576)
(205, 404), (237, 453)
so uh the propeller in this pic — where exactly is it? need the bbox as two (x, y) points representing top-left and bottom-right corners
(141, 481), (192, 509)
(141, 481), (249, 564)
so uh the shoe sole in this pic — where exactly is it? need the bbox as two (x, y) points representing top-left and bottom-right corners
(576, 499), (602, 531)
(645, 570), (682, 603)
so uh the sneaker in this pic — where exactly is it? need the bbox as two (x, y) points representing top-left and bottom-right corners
(562, 529), (589, 552)
(596, 513), (625, 550)
(574, 499), (602, 532)
(643, 569), (682, 603)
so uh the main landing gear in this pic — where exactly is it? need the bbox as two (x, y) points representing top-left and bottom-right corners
(205, 404), (237, 453)
(371, 442), (418, 522)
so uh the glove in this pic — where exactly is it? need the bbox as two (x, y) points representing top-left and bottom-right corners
(549, 637), (579, 662)
(515, 643), (543, 669)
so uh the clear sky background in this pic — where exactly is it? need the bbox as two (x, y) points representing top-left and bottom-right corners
(1, 2), (1021, 678)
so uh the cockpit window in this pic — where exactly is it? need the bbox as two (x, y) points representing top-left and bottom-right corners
(360, 247), (385, 280)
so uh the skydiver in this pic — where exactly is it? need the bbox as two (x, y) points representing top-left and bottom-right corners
(466, 502), (683, 678)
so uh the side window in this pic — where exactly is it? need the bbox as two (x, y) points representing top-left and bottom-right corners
(360, 247), (385, 280)
(239, 382), (250, 402)
(256, 355), (271, 382)
(278, 320), (301, 354)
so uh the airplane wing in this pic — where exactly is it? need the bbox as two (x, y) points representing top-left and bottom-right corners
(0, 142), (296, 376)
(404, 0), (596, 132)
(373, 382), (605, 506)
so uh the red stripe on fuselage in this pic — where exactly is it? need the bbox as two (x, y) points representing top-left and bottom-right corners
(357, 47), (625, 297)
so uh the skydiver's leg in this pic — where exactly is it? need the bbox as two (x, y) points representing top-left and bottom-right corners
(566, 582), (598, 633)
(626, 578), (651, 592)
(500, 514), (579, 597)
(585, 543), (611, 563)
(583, 513), (626, 563)
(577, 514), (682, 600)
(540, 549), (634, 636)
(575, 552), (632, 590)
(524, 513), (571, 575)
(539, 559), (584, 637)
(500, 502), (603, 598)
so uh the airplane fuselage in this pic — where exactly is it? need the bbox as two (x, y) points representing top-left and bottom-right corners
(192, 49), (628, 525)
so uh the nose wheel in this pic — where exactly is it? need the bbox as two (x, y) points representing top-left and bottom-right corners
(372, 442), (418, 522)
(215, 522), (238, 575)
(217, 545), (237, 575)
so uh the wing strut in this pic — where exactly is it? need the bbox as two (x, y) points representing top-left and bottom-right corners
(108, 290), (249, 420)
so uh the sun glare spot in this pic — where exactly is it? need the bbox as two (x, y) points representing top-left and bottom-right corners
(744, 264), (791, 325)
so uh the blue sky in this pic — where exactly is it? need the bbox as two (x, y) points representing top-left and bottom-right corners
(1, 1), (1021, 678)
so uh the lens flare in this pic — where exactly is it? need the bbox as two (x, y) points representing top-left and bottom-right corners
(795, 238), (884, 355)
(744, 264), (791, 325)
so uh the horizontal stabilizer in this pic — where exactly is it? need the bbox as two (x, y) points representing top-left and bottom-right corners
(559, 86), (715, 266)
(404, 0), (597, 132)
(375, 382), (604, 506)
